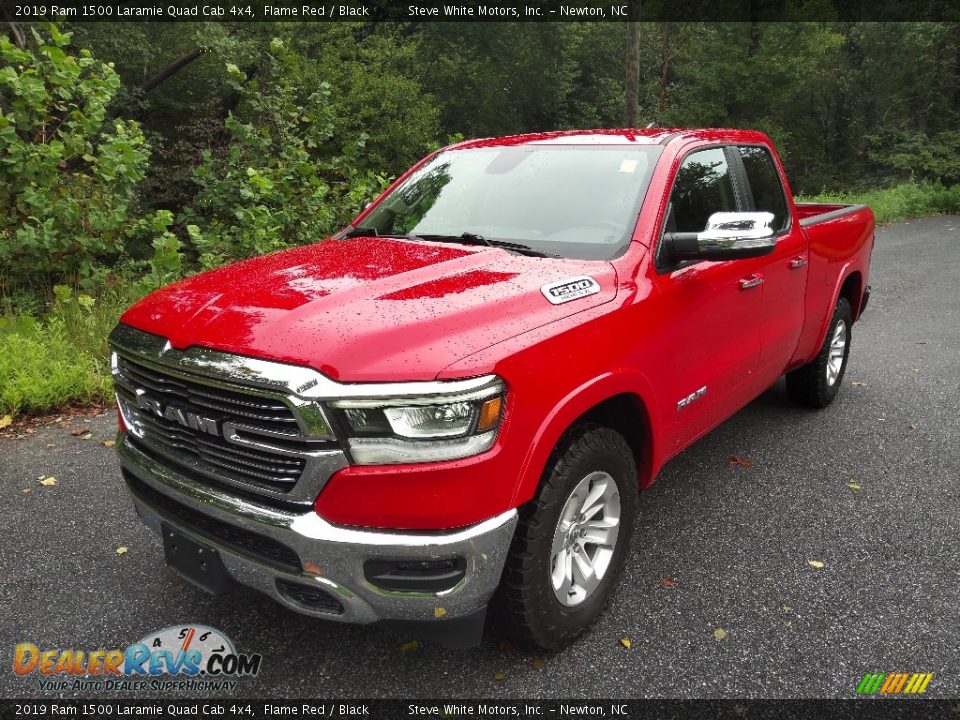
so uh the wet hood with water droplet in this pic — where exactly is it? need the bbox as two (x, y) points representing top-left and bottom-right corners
(120, 236), (618, 381)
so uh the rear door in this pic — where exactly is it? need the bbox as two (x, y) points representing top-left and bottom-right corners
(652, 145), (767, 451)
(734, 145), (807, 381)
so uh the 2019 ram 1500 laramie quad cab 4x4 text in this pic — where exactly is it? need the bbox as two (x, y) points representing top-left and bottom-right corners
(110, 128), (874, 649)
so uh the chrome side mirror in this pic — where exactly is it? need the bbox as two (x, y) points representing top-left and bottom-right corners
(665, 211), (777, 262)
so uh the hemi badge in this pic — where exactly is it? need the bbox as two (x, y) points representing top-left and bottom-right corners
(541, 276), (601, 305)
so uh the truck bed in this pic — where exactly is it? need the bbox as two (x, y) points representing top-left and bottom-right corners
(791, 202), (875, 366)
(794, 202), (867, 226)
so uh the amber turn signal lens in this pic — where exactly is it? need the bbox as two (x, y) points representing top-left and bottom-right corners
(475, 396), (503, 433)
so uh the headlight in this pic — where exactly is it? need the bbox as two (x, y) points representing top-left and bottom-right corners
(328, 379), (505, 465)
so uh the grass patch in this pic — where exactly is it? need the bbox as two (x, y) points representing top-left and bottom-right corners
(0, 292), (132, 416)
(799, 181), (960, 224)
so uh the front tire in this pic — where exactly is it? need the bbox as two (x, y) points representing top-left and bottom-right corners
(493, 424), (638, 650)
(786, 297), (852, 408)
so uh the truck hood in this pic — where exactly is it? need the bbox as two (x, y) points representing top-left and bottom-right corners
(120, 236), (618, 381)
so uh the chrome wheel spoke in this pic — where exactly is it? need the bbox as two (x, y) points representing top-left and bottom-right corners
(551, 548), (572, 591)
(572, 546), (600, 595)
(551, 526), (568, 558)
(582, 520), (616, 546)
(580, 480), (607, 514)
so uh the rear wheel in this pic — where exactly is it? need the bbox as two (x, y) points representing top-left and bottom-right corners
(786, 297), (852, 408)
(493, 424), (638, 650)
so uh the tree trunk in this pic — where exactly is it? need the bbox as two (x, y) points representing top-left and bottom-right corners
(4, 14), (27, 50)
(139, 25), (239, 94)
(625, 22), (640, 127)
(140, 47), (207, 93)
(657, 24), (673, 117)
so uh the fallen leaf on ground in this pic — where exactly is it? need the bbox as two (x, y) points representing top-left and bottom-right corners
(908, 423), (918, 432)
(80, 433), (93, 440)
(714, 628), (728, 641)
(847, 481), (861, 491)
(116, 546), (128, 555)
(662, 577), (674, 587)
(38, 477), (57, 486)
(764, 576), (774, 583)
(102, 439), (116, 448)
(851, 381), (868, 387)
(531, 658), (545, 670)
(303, 561), (322, 575)
(807, 560), (825, 569)
(70, 427), (90, 436)
(433, 607), (447, 619)
(728, 455), (753, 468)
(0, 415), (12, 429)
(45, 443), (55, 448)
(782, 605), (793, 613)
(399, 640), (420, 653)
(619, 637), (632, 649)
(21, 488), (31, 494)
(494, 672), (506, 681)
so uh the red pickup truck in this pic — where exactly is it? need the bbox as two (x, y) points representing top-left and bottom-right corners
(110, 128), (874, 649)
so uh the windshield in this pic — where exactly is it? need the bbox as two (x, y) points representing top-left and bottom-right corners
(358, 145), (663, 260)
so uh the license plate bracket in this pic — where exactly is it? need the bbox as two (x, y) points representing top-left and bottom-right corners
(162, 523), (234, 595)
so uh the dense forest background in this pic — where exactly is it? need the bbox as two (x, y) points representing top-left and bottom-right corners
(1, 20), (959, 413)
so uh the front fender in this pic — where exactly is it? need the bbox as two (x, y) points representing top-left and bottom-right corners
(510, 369), (662, 509)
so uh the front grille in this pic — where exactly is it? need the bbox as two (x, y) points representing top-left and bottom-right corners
(114, 352), (309, 494)
(125, 472), (302, 574)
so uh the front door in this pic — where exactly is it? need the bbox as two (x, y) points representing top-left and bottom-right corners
(651, 146), (767, 451)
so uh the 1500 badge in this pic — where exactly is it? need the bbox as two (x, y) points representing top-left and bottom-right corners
(541, 276), (601, 305)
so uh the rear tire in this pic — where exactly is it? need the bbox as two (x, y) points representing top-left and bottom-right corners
(786, 297), (852, 408)
(493, 424), (638, 650)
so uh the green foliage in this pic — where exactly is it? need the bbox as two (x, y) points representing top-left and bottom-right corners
(0, 287), (129, 413)
(799, 182), (960, 224)
(866, 131), (960, 185)
(181, 38), (389, 268)
(0, 25), (152, 295)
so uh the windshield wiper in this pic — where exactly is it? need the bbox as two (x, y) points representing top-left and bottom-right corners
(344, 227), (410, 239)
(412, 232), (559, 258)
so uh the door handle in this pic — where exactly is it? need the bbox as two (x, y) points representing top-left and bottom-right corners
(789, 256), (807, 269)
(739, 274), (763, 290)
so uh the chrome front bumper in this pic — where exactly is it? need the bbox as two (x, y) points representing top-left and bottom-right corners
(118, 436), (517, 633)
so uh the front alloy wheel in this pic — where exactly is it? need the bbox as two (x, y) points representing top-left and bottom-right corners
(550, 471), (621, 607)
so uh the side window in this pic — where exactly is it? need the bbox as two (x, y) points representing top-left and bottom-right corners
(738, 146), (788, 231)
(666, 147), (738, 234)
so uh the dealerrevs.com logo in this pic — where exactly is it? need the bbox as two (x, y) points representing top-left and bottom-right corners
(13, 625), (262, 692)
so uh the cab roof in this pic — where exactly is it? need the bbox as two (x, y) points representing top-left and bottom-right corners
(445, 128), (771, 151)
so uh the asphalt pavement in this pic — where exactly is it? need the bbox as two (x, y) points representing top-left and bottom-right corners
(1, 216), (958, 700)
